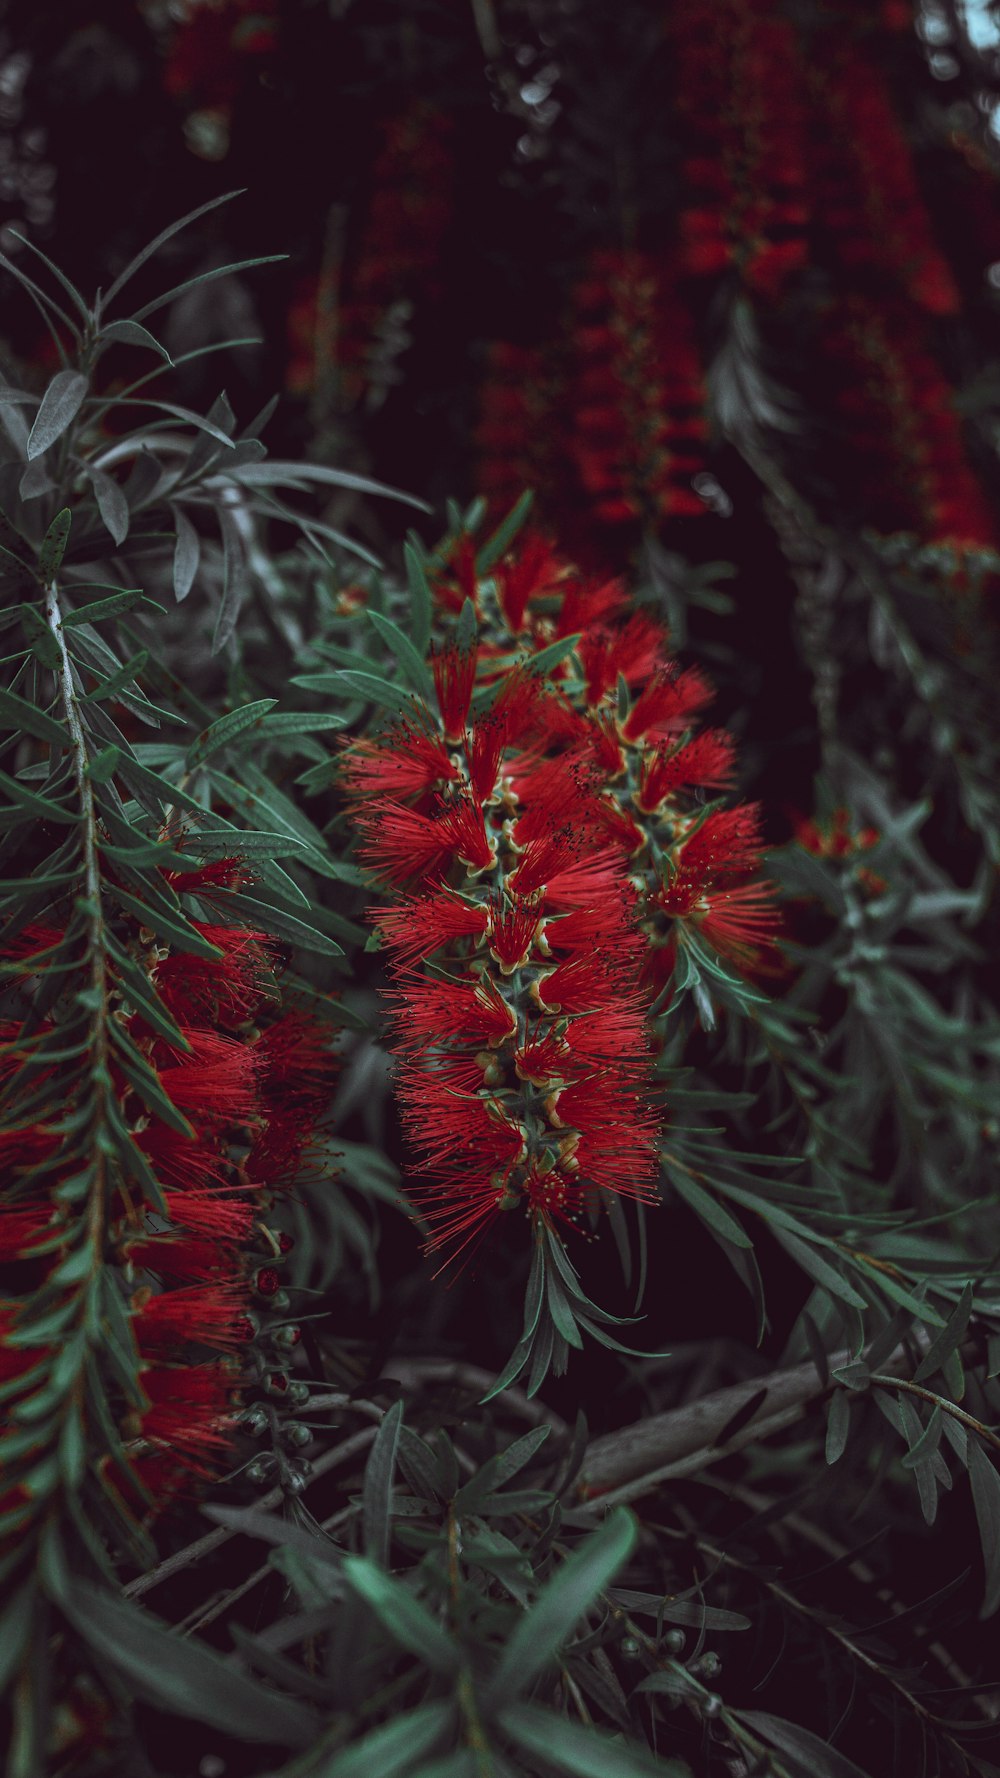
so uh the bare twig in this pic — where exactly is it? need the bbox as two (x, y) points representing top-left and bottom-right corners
(577, 1343), (912, 1502)
(123, 1424), (379, 1599)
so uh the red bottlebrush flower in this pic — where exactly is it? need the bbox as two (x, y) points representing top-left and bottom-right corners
(576, 613), (666, 705)
(252, 1005), (338, 1187)
(151, 926), (277, 1030)
(671, 804), (765, 883)
(339, 722), (458, 805)
(689, 880), (782, 970)
(138, 1363), (237, 1464)
(495, 536), (572, 633)
(568, 250), (709, 531)
(622, 664), (714, 743)
(467, 714), (508, 804)
(133, 1282), (253, 1354)
(436, 794), (496, 874)
(507, 831), (585, 900)
(376, 889), (489, 969)
(161, 1189), (255, 1243)
(433, 645), (477, 743)
(355, 800), (455, 885)
(152, 1030), (259, 1127)
(388, 974), (517, 1053)
(130, 1235), (242, 1282)
(488, 896), (541, 974)
(637, 730), (737, 811)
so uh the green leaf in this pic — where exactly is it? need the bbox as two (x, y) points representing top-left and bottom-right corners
(6, 231), (90, 322)
(340, 1557), (458, 1674)
(476, 490), (534, 573)
(26, 372), (88, 460)
(186, 699), (278, 770)
(86, 746), (120, 784)
(112, 885), (224, 959)
(0, 687), (66, 747)
(213, 504), (250, 653)
(363, 1399), (402, 1570)
(88, 467), (129, 546)
(913, 1282), (974, 1385)
(102, 189), (247, 307)
(0, 1581), (34, 1693)
(207, 888), (344, 957)
(967, 1436), (1000, 1618)
(19, 601), (62, 670)
(739, 1711), (877, 1778)
(455, 596), (477, 655)
(367, 610), (435, 700)
(0, 767), (76, 824)
(773, 1229), (868, 1311)
(65, 1581), (318, 1747)
(297, 668), (414, 714)
(525, 632), (582, 680)
(669, 1171), (752, 1249)
(499, 1703), (688, 1778)
(404, 541), (433, 653)
(179, 827), (318, 861)
(97, 319), (173, 362)
(62, 588), (162, 627)
(78, 649), (150, 706)
(319, 1702), (453, 1778)
(486, 1509), (637, 1704)
(171, 506), (200, 602)
(454, 1425), (551, 1515)
(38, 512), (71, 586)
(825, 1389), (851, 1464)
(129, 254), (288, 325)
(221, 458), (430, 511)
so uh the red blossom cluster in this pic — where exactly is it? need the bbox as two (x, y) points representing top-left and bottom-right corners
(809, 47), (959, 318)
(827, 297), (996, 548)
(795, 807), (887, 898)
(668, 0), (810, 299)
(340, 532), (777, 1266)
(568, 252), (707, 525)
(0, 859), (336, 1511)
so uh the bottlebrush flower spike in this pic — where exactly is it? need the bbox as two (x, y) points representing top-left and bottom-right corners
(1, 851), (340, 1532)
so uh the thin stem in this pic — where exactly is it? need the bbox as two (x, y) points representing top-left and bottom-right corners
(870, 1374), (1000, 1457)
(123, 1423), (379, 1598)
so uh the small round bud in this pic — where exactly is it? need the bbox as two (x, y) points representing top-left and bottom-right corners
(238, 1406), (268, 1438)
(288, 1381), (311, 1409)
(273, 1323), (301, 1349)
(702, 1694), (723, 1719)
(254, 1267), (281, 1299)
(263, 1371), (289, 1396)
(270, 1289), (291, 1313)
(620, 1636), (641, 1659)
(697, 1651), (722, 1679)
(283, 1421), (312, 1449)
(663, 1629), (686, 1655)
(245, 1459), (271, 1485)
(283, 1468), (308, 1495)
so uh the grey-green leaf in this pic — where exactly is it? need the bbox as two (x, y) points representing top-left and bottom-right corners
(65, 1581), (318, 1748)
(26, 370), (88, 460)
(486, 1508), (636, 1703)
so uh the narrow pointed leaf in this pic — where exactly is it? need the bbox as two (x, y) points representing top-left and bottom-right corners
(26, 371), (88, 459)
